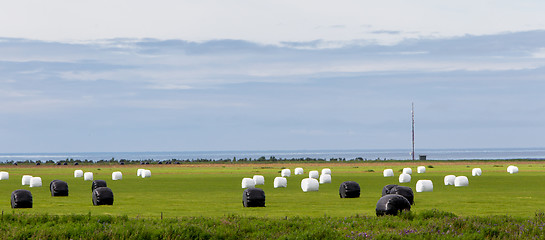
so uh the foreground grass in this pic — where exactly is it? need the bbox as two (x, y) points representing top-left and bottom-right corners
(1, 210), (545, 239)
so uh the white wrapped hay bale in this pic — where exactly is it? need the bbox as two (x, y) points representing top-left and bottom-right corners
(253, 175), (265, 185)
(137, 169), (145, 176)
(383, 169), (394, 177)
(112, 171), (123, 180)
(454, 176), (469, 187)
(309, 170), (319, 179)
(84, 172), (93, 181)
(444, 175), (456, 185)
(417, 166), (426, 174)
(74, 170), (83, 178)
(29, 177), (42, 187)
(403, 168), (412, 175)
(281, 169), (291, 177)
(472, 168), (482, 176)
(319, 174), (331, 184)
(416, 180), (433, 192)
(241, 178), (256, 188)
(301, 178), (319, 192)
(399, 173), (411, 183)
(22, 175), (32, 185)
(141, 169), (151, 178)
(0, 171), (9, 180)
(274, 177), (287, 188)
(507, 165), (518, 174)
(294, 168), (304, 175)
(321, 168), (331, 175)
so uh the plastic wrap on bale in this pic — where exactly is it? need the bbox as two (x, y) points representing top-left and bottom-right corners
(507, 166), (518, 174)
(454, 176), (469, 187)
(416, 180), (433, 192)
(321, 168), (331, 175)
(381, 184), (398, 196)
(319, 174), (331, 184)
(241, 178), (256, 188)
(21, 175), (32, 186)
(273, 177), (287, 188)
(301, 178), (319, 192)
(339, 181), (360, 198)
(472, 168), (482, 176)
(74, 170), (83, 178)
(112, 171), (122, 180)
(0, 171), (9, 180)
(93, 187), (114, 206)
(242, 188), (265, 207)
(50, 180), (69, 196)
(383, 169), (394, 177)
(91, 180), (107, 192)
(384, 185), (414, 205)
(84, 172), (93, 181)
(308, 170), (319, 179)
(402, 168), (412, 175)
(11, 189), (33, 208)
(294, 168), (304, 175)
(281, 169), (291, 177)
(444, 175), (456, 185)
(375, 194), (411, 216)
(417, 166), (426, 174)
(399, 173), (411, 183)
(29, 177), (42, 187)
(137, 169), (145, 176)
(253, 175), (265, 185)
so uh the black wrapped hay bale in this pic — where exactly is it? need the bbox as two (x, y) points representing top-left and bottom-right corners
(382, 185), (414, 205)
(339, 181), (360, 198)
(242, 188), (265, 207)
(92, 187), (114, 205)
(381, 184), (398, 196)
(375, 194), (411, 216)
(50, 180), (69, 196)
(11, 189), (33, 208)
(91, 180), (107, 192)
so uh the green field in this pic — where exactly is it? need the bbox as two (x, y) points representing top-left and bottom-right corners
(1, 161), (545, 218)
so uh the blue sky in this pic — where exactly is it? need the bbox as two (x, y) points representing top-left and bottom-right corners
(1, 1), (545, 153)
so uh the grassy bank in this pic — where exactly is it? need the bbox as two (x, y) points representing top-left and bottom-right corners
(1, 210), (544, 239)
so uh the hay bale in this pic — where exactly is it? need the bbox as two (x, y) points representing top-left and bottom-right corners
(242, 188), (265, 207)
(137, 169), (145, 176)
(319, 174), (331, 184)
(339, 181), (360, 198)
(444, 175), (456, 185)
(50, 180), (69, 196)
(241, 178), (256, 188)
(416, 180), (433, 192)
(472, 168), (482, 176)
(375, 194), (411, 216)
(301, 178), (319, 192)
(403, 168), (412, 175)
(381, 184), (398, 196)
(21, 175), (32, 186)
(91, 180), (107, 192)
(141, 169), (151, 178)
(84, 172), (93, 181)
(309, 170), (319, 179)
(0, 171), (9, 180)
(417, 166), (426, 174)
(454, 176), (469, 187)
(385, 185), (414, 205)
(112, 171), (122, 181)
(399, 173), (411, 183)
(281, 169), (291, 177)
(74, 170), (83, 178)
(294, 167), (304, 175)
(321, 168), (331, 175)
(507, 165), (519, 174)
(11, 189), (32, 208)
(29, 177), (42, 187)
(383, 169), (394, 177)
(92, 187), (114, 206)
(273, 177), (287, 188)
(253, 175), (265, 185)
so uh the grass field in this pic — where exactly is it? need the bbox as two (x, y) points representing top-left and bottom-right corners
(2, 160), (545, 218)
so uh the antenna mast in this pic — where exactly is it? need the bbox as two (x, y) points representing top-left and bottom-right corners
(411, 102), (415, 160)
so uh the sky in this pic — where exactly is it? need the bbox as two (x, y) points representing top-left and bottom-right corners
(1, 1), (545, 153)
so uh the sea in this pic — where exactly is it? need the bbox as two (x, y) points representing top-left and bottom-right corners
(1, 148), (545, 162)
